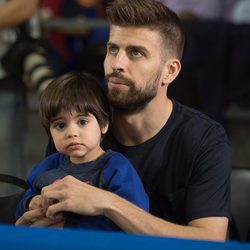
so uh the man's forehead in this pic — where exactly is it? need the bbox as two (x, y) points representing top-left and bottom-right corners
(109, 25), (162, 47)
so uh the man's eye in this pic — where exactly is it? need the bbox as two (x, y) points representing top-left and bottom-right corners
(130, 50), (142, 57)
(108, 46), (118, 55)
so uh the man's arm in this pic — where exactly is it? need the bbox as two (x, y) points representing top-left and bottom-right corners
(0, 0), (38, 28)
(103, 192), (228, 241)
(40, 176), (228, 241)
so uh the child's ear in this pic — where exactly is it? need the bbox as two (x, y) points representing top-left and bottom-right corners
(101, 122), (109, 135)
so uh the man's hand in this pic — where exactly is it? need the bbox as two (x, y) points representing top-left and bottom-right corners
(41, 175), (109, 219)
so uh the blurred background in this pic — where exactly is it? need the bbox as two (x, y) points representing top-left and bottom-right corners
(0, 0), (250, 181)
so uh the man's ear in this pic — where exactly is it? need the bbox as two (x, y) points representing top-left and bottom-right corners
(162, 59), (181, 86)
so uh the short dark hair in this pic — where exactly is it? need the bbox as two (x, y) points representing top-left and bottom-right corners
(39, 72), (110, 136)
(106, 0), (185, 59)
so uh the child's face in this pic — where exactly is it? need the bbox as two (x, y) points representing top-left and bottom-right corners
(50, 110), (108, 164)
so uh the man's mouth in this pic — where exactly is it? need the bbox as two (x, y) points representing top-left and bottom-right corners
(108, 77), (129, 85)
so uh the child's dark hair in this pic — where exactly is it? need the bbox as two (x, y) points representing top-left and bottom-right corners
(39, 72), (110, 136)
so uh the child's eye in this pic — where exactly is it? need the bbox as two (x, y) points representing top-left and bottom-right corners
(79, 119), (88, 125)
(55, 122), (65, 129)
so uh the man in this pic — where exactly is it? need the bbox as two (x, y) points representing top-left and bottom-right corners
(16, 0), (231, 241)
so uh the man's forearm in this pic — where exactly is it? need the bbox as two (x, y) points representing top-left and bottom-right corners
(103, 192), (228, 241)
(0, 0), (38, 28)
(38, 175), (228, 241)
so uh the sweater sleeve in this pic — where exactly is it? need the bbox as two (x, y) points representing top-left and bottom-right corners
(102, 152), (149, 212)
(15, 153), (61, 219)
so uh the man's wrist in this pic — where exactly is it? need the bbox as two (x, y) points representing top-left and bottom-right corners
(101, 191), (122, 217)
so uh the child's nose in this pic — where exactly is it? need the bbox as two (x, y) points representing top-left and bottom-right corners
(66, 125), (78, 138)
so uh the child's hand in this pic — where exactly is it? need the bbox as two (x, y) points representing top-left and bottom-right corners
(49, 218), (65, 229)
(16, 208), (65, 228)
(27, 194), (65, 228)
(29, 195), (42, 210)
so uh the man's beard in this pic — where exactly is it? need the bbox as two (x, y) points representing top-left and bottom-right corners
(105, 71), (162, 114)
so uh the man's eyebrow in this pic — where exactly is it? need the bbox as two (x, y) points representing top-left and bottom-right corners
(127, 45), (148, 53)
(107, 42), (117, 47)
(107, 42), (147, 51)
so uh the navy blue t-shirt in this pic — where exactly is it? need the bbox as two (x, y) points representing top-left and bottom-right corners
(102, 100), (231, 224)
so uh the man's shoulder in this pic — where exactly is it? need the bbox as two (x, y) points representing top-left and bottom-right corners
(170, 100), (229, 145)
(172, 100), (226, 132)
(172, 100), (217, 125)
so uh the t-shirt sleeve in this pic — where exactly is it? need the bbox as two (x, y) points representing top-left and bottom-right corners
(186, 123), (231, 222)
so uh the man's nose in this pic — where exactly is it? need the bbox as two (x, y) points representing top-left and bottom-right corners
(111, 52), (127, 72)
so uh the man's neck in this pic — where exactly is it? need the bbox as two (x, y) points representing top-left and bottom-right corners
(112, 98), (173, 146)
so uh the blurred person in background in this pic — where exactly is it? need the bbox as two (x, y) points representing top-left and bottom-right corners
(0, 0), (38, 180)
(61, 0), (108, 80)
(160, 0), (236, 21)
(39, 0), (109, 79)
